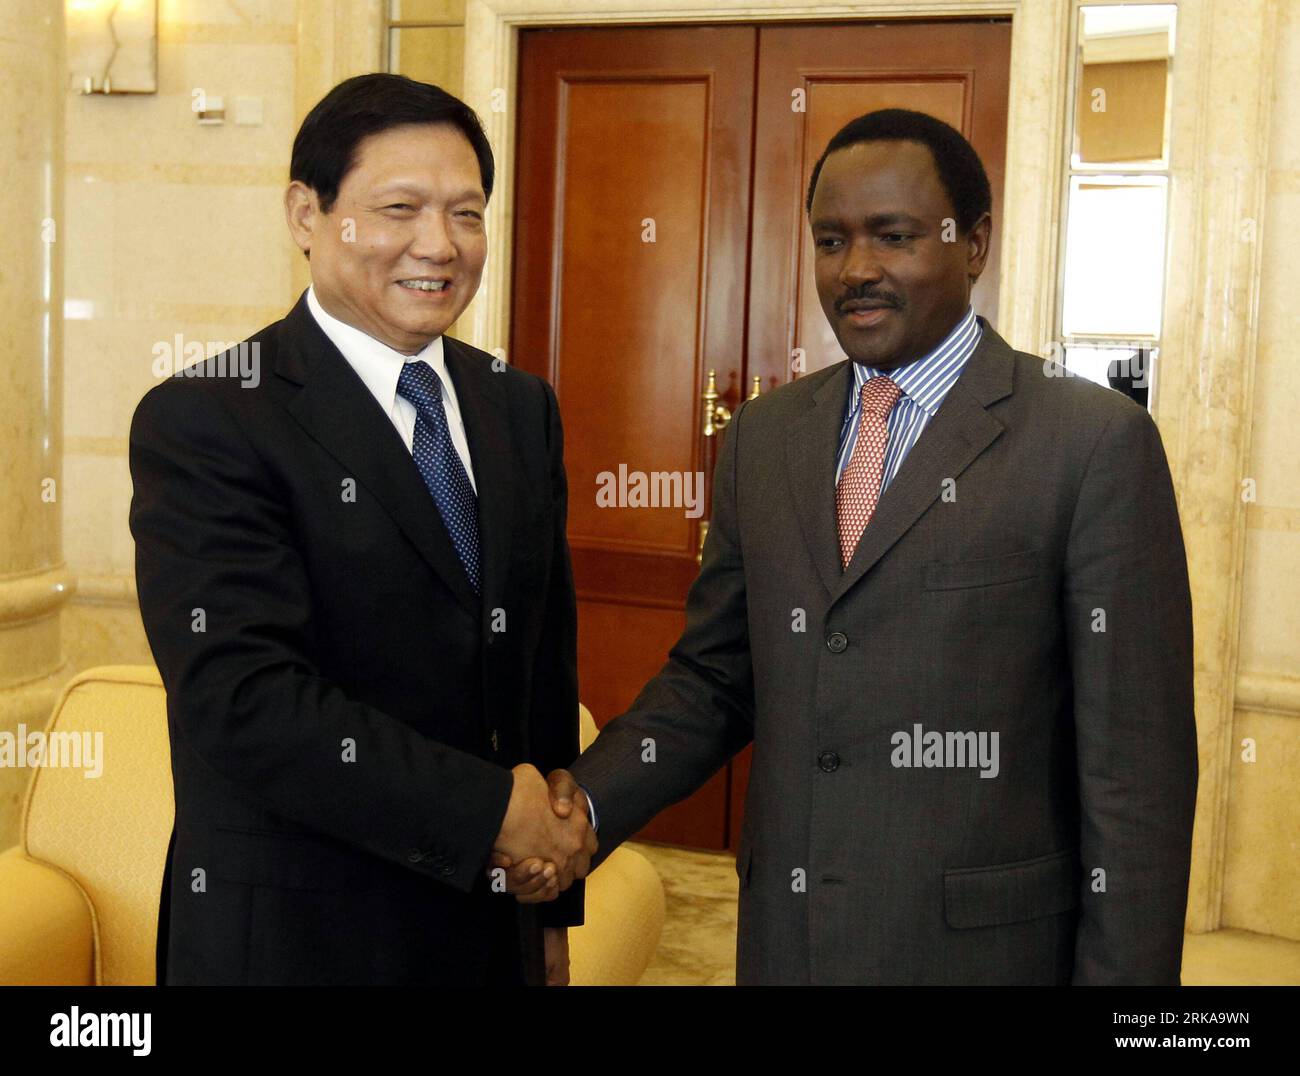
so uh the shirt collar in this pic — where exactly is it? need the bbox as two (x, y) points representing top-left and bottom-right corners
(849, 305), (981, 418)
(306, 284), (447, 412)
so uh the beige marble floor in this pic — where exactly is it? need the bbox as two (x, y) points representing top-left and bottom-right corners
(627, 841), (738, 986)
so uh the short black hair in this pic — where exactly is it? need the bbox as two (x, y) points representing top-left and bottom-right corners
(805, 109), (991, 234)
(290, 73), (494, 215)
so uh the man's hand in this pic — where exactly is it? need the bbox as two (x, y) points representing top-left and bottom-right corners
(543, 926), (570, 986)
(491, 765), (595, 901)
(488, 769), (594, 902)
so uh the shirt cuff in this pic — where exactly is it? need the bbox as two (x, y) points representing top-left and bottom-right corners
(579, 784), (599, 833)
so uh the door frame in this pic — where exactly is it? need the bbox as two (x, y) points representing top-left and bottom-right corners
(375, 0), (1278, 938)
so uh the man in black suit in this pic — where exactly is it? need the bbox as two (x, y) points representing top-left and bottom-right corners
(129, 73), (594, 986)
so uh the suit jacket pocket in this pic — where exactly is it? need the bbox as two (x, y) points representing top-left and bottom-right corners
(943, 847), (1081, 929)
(923, 548), (1040, 591)
(210, 826), (377, 892)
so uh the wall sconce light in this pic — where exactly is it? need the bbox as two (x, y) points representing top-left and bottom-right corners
(67, 0), (158, 95)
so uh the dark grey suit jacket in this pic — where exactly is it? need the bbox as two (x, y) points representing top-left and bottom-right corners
(570, 318), (1197, 984)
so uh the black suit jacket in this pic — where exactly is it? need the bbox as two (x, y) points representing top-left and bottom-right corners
(129, 289), (581, 985)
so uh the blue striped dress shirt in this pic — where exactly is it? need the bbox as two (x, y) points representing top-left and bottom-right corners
(835, 306), (982, 493)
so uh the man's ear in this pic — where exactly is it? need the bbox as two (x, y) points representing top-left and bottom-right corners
(966, 211), (992, 281)
(284, 180), (317, 260)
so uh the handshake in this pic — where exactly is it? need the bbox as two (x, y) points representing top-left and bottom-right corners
(488, 763), (597, 902)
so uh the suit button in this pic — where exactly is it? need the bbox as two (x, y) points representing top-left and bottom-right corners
(406, 849), (425, 863)
(439, 863), (456, 876)
(826, 632), (848, 653)
(490, 729), (500, 752)
(818, 751), (840, 772)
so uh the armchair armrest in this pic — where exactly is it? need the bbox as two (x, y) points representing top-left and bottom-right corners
(0, 846), (95, 985)
(569, 844), (666, 986)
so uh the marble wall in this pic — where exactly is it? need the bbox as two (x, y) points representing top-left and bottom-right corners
(1220, 0), (1300, 942)
(0, 0), (70, 847)
(60, 0), (302, 677)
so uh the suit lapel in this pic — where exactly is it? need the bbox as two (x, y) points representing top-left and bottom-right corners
(787, 362), (854, 597)
(273, 292), (481, 615)
(790, 318), (1018, 605)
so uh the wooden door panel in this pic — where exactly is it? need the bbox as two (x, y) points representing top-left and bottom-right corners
(513, 26), (757, 847)
(558, 79), (707, 556)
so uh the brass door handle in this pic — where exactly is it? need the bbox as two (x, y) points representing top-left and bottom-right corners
(698, 377), (760, 564)
(702, 369), (732, 437)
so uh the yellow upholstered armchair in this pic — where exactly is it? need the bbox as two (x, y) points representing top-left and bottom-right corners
(0, 665), (663, 986)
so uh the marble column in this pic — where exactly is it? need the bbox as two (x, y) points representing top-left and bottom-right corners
(0, 0), (73, 847)
(1154, 0), (1281, 934)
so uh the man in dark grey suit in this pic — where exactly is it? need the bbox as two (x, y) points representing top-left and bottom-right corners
(500, 109), (1198, 984)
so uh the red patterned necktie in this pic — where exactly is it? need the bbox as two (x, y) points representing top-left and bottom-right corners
(836, 375), (902, 568)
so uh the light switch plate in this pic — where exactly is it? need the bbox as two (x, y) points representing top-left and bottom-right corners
(233, 96), (264, 126)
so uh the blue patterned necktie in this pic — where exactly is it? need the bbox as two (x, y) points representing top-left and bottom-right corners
(395, 360), (481, 593)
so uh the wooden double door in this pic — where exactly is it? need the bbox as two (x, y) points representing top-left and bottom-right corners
(510, 20), (1011, 850)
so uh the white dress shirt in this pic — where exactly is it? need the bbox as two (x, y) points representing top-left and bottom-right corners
(306, 285), (477, 492)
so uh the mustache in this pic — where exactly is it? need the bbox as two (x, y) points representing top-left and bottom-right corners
(835, 289), (902, 312)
